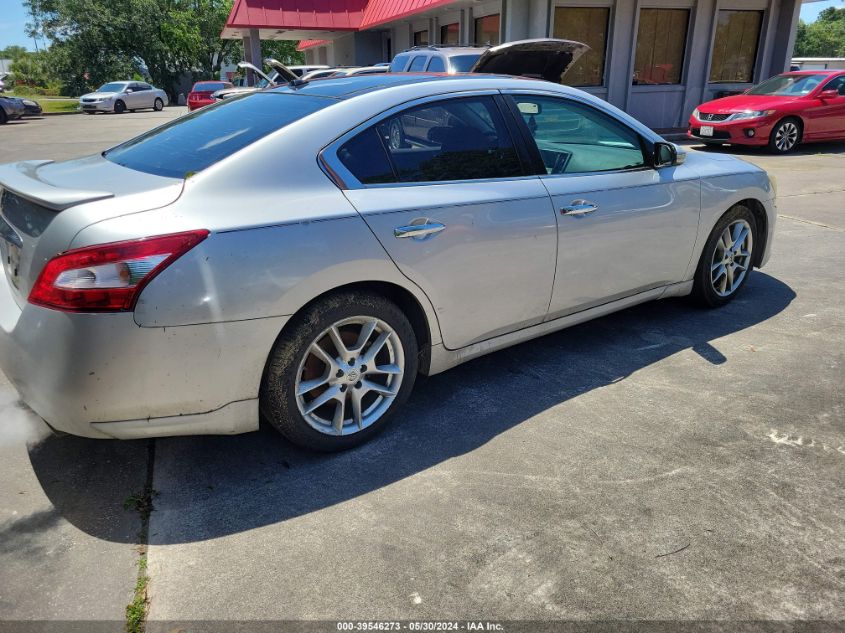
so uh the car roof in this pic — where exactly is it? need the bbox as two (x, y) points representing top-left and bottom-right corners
(398, 46), (488, 56)
(268, 72), (510, 98)
(782, 69), (842, 75)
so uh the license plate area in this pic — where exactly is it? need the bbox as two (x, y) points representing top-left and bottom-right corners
(700, 125), (714, 137)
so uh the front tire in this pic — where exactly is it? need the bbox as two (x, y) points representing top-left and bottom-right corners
(768, 118), (801, 153)
(113, 100), (126, 114)
(0, 109), (7, 125)
(261, 292), (419, 451)
(154, 98), (164, 111)
(692, 205), (756, 308)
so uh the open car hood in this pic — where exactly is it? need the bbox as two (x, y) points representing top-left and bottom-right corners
(469, 38), (589, 83)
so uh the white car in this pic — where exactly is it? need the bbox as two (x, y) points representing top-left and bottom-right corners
(0, 72), (9, 93)
(79, 81), (169, 114)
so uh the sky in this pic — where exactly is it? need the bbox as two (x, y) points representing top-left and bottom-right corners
(1, 0), (844, 52)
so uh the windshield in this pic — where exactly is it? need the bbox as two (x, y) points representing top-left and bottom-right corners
(748, 74), (827, 96)
(449, 54), (481, 73)
(104, 93), (334, 178)
(98, 82), (128, 93)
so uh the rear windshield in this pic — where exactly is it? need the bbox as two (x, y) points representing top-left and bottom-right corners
(104, 93), (334, 178)
(194, 82), (228, 91)
(389, 54), (411, 72)
(449, 54), (481, 73)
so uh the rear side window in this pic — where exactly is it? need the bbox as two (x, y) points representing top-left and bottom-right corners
(338, 128), (395, 184)
(408, 56), (428, 71)
(338, 96), (522, 185)
(427, 57), (446, 72)
(104, 93), (333, 178)
(389, 54), (411, 72)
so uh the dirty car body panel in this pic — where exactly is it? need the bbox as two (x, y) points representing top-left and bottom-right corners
(0, 72), (775, 439)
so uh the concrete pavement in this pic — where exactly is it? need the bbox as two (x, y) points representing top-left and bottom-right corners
(0, 112), (842, 628)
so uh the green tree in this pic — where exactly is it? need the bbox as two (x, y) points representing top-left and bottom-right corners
(0, 45), (30, 60)
(24, 0), (272, 98)
(794, 7), (845, 57)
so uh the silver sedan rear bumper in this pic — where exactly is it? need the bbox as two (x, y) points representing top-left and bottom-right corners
(0, 272), (286, 438)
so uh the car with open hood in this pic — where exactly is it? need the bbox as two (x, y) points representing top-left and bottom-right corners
(211, 59), (298, 101)
(79, 81), (169, 114)
(389, 38), (589, 82)
(689, 70), (845, 153)
(0, 48), (776, 451)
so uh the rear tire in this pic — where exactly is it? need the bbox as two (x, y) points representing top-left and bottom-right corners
(113, 100), (126, 114)
(692, 205), (757, 308)
(768, 118), (801, 153)
(261, 291), (419, 452)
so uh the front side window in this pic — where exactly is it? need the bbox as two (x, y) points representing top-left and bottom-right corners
(475, 14), (500, 45)
(338, 96), (522, 184)
(748, 73), (827, 95)
(709, 10), (763, 83)
(508, 95), (645, 174)
(449, 54), (481, 72)
(105, 93), (333, 178)
(553, 6), (610, 87)
(633, 9), (690, 85)
(821, 75), (845, 95)
(441, 22), (459, 45)
(408, 55), (428, 71)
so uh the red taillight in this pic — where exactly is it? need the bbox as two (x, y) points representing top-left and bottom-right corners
(28, 230), (209, 312)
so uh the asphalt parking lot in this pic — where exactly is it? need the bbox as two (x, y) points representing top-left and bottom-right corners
(0, 111), (843, 629)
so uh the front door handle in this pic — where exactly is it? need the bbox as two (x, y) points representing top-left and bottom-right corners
(561, 200), (598, 216)
(394, 222), (446, 239)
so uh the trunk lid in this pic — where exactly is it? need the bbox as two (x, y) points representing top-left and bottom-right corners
(0, 156), (184, 304)
(469, 38), (590, 83)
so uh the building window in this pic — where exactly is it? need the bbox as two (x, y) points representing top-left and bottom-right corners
(440, 22), (459, 45)
(414, 30), (429, 46)
(633, 8), (689, 85)
(709, 10), (763, 83)
(553, 6), (610, 87)
(475, 14), (500, 45)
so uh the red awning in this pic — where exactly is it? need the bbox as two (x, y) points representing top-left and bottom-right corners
(224, 0), (368, 33)
(360, 0), (455, 29)
(223, 0), (462, 38)
(297, 39), (329, 50)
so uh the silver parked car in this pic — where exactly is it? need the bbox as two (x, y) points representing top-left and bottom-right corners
(0, 65), (775, 451)
(79, 81), (168, 114)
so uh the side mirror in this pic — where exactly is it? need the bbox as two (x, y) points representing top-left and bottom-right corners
(819, 89), (838, 100)
(653, 141), (682, 168)
(125, 88), (133, 93)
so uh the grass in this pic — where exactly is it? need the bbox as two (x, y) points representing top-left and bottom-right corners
(124, 440), (157, 633)
(126, 555), (150, 633)
(40, 99), (80, 114)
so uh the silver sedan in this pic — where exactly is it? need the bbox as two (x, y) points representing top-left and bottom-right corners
(0, 73), (775, 451)
(79, 81), (168, 114)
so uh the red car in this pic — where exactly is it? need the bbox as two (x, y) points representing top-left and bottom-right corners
(689, 70), (845, 153)
(187, 81), (234, 111)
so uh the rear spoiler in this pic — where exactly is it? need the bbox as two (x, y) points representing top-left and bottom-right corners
(0, 160), (114, 211)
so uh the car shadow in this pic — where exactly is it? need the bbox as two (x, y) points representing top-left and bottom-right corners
(685, 139), (845, 156)
(28, 272), (795, 544)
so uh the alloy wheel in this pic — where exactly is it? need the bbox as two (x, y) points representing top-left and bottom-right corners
(774, 121), (799, 152)
(294, 316), (405, 436)
(710, 219), (753, 297)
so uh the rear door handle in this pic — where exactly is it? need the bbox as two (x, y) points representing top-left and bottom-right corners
(560, 200), (598, 216)
(394, 222), (446, 239)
